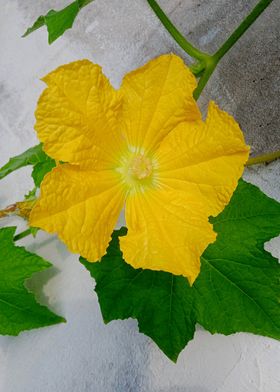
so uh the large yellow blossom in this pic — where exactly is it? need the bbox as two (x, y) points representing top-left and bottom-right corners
(30, 54), (249, 284)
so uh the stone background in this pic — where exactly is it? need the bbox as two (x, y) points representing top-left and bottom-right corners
(0, 1), (279, 391)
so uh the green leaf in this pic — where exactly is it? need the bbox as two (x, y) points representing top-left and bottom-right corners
(22, 15), (45, 37)
(31, 158), (56, 187)
(25, 188), (37, 201)
(194, 179), (280, 338)
(0, 144), (45, 180)
(81, 228), (196, 363)
(0, 143), (55, 188)
(45, 3), (80, 44)
(81, 180), (280, 361)
(30, 227), (39, 238)
(0, 227), (65, 335)
(22, 0), (94, 44)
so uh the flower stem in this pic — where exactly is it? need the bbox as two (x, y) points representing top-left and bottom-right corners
(0, 204), (17, 218)
(14, 228), (32, 242)
(146, 0), (209, 62)
(246, 150), (280, 166)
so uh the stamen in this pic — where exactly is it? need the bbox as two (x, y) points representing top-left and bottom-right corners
(130, 155), (152, 180)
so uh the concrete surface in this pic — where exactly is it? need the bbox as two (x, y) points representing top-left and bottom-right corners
(0, 1), (279, 391)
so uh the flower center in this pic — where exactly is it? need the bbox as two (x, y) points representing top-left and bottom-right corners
(130, 155), (152, 180)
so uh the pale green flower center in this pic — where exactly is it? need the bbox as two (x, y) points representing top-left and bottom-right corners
(117, 149), (157, 192)
(130, 155), (152, 180)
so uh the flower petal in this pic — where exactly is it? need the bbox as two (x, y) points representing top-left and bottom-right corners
(35, 60), (125, 169)
(120, 54), (200, 153)
(120, 188), (216, 284)
(30, 164), (125, 261)
(156, 101), (250, 216)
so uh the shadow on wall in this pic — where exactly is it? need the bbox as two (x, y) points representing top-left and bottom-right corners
(156, 386), (210, 392)
(110, 319), (153, 392)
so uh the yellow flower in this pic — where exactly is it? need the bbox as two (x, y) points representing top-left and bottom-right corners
(30, 54), (249, 284)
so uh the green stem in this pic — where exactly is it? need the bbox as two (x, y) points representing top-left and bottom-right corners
(246, 150), (280, 166)
(194, 0), (273, 98)
(147, 0), (273, 99)
(214, 0), (273, 62)
(146, 0), (208, 61)
(193, 59), (215, 100)
(14, 229), (32, 242)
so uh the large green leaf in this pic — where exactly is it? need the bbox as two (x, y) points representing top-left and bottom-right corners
(81, 227), (196, 362)
(0, 227), (65, 335)
(22, 0), (95, 44)
(81, 180), (280, 361)
(195, 179), (280, 338)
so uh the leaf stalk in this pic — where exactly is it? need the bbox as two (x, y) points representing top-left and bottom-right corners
(14, 229), (33, 242)
(146, 0), (209, 62)
(147, 0), (273, 98)
(246, 150), (280, 166)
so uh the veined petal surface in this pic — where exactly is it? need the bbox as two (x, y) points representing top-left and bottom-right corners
(30, 164), (125, 261)
(31, 55), (250, 283)
(120, 54), (200, 153)
(120, 188), (216, 284)
(35, 60), (125, 169)
(156, 101), (250, 216)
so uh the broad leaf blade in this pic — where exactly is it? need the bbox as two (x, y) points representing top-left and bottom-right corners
(0, 227), (65, 335)
(81, 228), (196, 362)
(45, 3), (80, 44)
(194, 179), (280, 338)
(81, 180), (280, 361)
(22, 0), (94, 44)
(0, 144), (45, 180)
